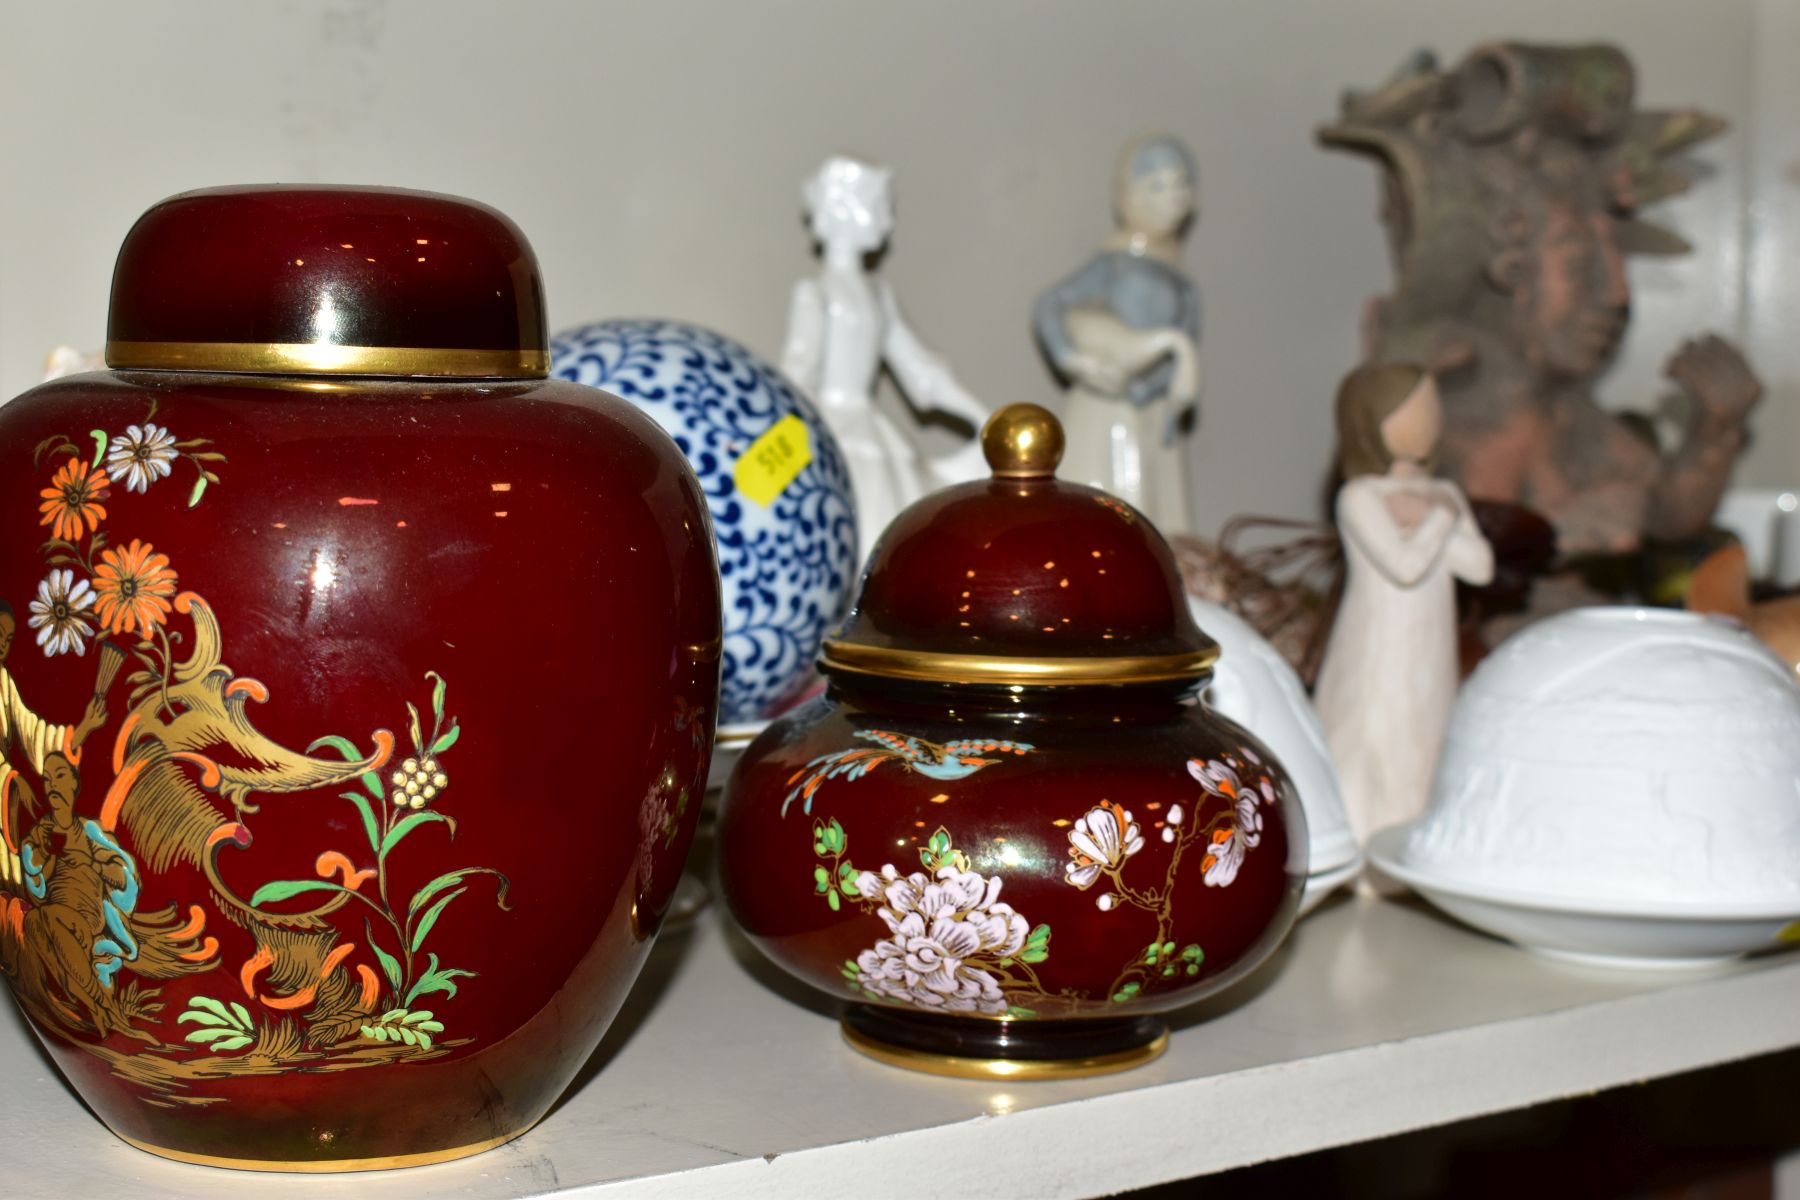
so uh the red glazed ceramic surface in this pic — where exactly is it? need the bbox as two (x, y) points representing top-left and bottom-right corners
(0, 187), (719, 1169)
(719, 405), (1303, 1067)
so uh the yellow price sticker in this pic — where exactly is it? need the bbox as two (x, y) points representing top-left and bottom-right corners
(734, 414), (813, 507)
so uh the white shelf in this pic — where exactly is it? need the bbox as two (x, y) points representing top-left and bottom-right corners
(4, 892), (1798, 1198)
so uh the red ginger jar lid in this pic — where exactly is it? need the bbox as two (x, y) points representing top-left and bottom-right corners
(821, 403), (1218, 686)
(104, 184), (547, 379)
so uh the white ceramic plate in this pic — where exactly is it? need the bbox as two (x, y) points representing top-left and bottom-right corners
(1368, 827), (1800, 970)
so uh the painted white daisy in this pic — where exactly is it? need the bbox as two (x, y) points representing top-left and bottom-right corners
(28, 568), (97, 657)
(106, 422), (179, 494)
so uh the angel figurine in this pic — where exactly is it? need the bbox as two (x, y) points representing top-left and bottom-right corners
(1313, 364), (1494, 843)
(1033, 134), (1201, 534)
(782, 155), (989, 555)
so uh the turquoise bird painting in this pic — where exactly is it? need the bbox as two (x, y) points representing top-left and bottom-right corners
(782, 730), (1035, 815)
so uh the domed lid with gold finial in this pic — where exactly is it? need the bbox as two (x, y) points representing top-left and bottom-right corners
(820, 403), (1218, 686)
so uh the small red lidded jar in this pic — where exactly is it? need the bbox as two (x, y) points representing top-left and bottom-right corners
(0, 186), (719, 1168)
(718, 403), (1305, 1078)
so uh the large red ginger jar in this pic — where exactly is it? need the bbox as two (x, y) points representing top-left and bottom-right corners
(718, 404), (1305, 1079)
(0, 186), (719, 1168)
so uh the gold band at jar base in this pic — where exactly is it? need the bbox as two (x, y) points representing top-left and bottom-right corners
(115, 1126), (530, 1173)
(105, 340), (549, 380)
(841, 1021), (1170, 1081)
(819, 639), (1218, 688)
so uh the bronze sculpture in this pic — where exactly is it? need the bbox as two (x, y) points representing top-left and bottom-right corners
(1320, 42), (1762, 558)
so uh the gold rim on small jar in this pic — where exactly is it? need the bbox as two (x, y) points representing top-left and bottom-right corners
(818, 639), (1219, 687)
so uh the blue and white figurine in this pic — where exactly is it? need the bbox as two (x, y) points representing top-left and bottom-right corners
(552, 319), (859, 726)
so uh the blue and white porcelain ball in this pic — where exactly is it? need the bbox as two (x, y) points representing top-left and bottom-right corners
(551, 319), (859, 726)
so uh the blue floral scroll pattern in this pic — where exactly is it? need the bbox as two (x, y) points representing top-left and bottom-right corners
(551, 320), (860, 723)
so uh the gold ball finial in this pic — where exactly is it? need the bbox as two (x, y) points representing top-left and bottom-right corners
(981, 403), (1065, 480)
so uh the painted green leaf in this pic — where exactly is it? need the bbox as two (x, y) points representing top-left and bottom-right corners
(826, 890), (840, 912)
(404, 955), (476, 1006)
(309, 735), (364, 762)
(362, 770), (385, 802)
(400, 1010), (435, 1025)
(814, 866), (830, 894)
(176, 1010), (227, 1028)
(177, 997), (255, 1037)
(411, 887), (468, 952)
(185, 1026), (245, 1044)
(187, 995), (232, 1022)
(89, 430), (108, 468)
(415, 1031), (433, 1051)
(249, 878), (349, 907)
(1020, 923), (1052, 964)
(188, 476), (208, 508)
(415, 1020), (444, 1034)
(429, 671), (448, 722)
(208, 1035), (253, 1054)
(398, 1027), (418, 1046)
(343, 791), (381, 853)
(408, 953), (446, 1000)
(1111, 982), (1142, 1003)
(380, 810), (457, 859)
(431, 723), (461, 755)
(379, 1008), (406, 1022)
(366, 919), (404, 998)
(408, 867), (509, 919)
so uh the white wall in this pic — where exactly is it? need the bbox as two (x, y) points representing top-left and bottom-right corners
(1, 0), (1790, 527)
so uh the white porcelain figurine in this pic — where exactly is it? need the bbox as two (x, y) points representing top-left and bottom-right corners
(1314, 364), (1493, 845)
(782, 155), (989, 554)
(1034, 134), (1201, 534)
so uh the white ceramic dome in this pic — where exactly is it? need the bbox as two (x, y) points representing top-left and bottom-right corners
(1404, 607), (1800, 907)
(1193, 599), (1360, 895)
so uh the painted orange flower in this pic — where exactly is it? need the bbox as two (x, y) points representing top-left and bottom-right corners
(38, 456), (110, 542)
(93, 539), (178, 637)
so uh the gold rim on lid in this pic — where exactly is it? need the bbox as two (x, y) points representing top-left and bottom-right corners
(818, 639), (1219, 687)
(105, 340), (549, 379)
